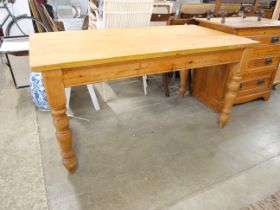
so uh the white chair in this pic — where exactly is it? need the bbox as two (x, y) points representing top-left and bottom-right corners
(65, 85), (100, 111)
(88, 0), (154, 95)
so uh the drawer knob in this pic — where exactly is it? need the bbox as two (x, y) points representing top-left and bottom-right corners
(265, 58), (273, 65)
(271, 36), (279, 43)
(257, 79), (265, 85)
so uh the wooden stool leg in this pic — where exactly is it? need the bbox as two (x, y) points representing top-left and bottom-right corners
(180, 69), (189, 97)
(188, 70), (192, 94)
(43, 70), (77, 172)
(163, 73), (169, 97)
(220, 48), (251, 128)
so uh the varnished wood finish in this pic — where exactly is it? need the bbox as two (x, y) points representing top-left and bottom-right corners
(248, 56), (279, 69)
(167, 17), (197, 25)
(198, 17), (280, 30)
(62, 50), (245, 87)
(151, 13), (175, 21)
(249, 35), (280, 45)
(29, 25), (256, 71)
(274, 65), (280, 84)
(180, 69), (189, 97)
(42, 70), (77, 171)
(194, 17), (280, 112)
(162, 17), (202, 97)
(220, 48), (252, 127)
(29, 25), (256, 171)
(215, 0), (222, 13)
(251, 44), (280, 57)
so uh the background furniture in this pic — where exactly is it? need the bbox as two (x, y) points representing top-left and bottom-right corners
(89, 0), (154, 95)
(0, 35), (30, 88)
(6, 53), (30, 88)
(150, 1), (175, 26)
(162, 17), (195, 97)
(179, 3), (241, 18)
(272, 0), (280, 19)
(272, 0), (280, 85)
(192, 17), (280, 112)
(29, 0), (100, 111)
(211, 0), (274, 18)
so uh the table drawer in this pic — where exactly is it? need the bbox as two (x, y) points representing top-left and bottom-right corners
(252, 44), (280, 57)
(238, 70), (274, 97)
(249, 35), (280, 44)
(248, 57), (279, 69)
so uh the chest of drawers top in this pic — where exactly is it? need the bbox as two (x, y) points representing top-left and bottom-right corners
(197, 17), (280, 36)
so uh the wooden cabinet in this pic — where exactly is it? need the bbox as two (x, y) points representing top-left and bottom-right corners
(192, 17), (280, 112)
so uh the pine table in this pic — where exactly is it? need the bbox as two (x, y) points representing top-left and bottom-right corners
(29, 25), (257, 171)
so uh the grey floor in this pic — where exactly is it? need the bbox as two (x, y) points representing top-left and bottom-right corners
(1, 63), (280, 210)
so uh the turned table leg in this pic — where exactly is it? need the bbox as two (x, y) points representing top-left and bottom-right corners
(43, 70), (77, 171)
(180, 69), (189, 97)
(220, 48), (252, 128)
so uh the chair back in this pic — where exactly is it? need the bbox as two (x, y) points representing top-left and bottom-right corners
(29, 0), (63, 32)
(100, 0), (154, 29)
(150, 2), (175, 26)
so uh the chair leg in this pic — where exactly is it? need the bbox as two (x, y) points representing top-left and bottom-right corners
(180, 69), (189, 97)
(142, 75), (148, 96)
(188, 69), (192, 94)
(162, 73), (169, 97)
(65, 87), (71, 109)
(86, 84), (100, 111)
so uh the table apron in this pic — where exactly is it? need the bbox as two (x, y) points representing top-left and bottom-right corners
(62, 49), (244, 87)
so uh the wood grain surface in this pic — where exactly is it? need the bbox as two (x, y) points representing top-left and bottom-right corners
(29, 25), (257, 71)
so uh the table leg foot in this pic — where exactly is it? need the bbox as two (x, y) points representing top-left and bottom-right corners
(219, 65), (242, 128)
(63, 156), (77, 172)
(53, 108), (77, 172)
(219, 114), (228, 128)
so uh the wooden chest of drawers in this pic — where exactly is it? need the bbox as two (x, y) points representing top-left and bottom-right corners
(193, 17), (280, 112)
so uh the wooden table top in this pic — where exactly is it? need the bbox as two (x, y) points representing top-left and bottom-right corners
(29, 25), (257, 71)
(197, 17), (280, 29)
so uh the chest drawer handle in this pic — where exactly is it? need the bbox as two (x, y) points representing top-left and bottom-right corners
(265, 58), (273, 65)
(271, 36), (279, 43)
(257, 79), (265, 85)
